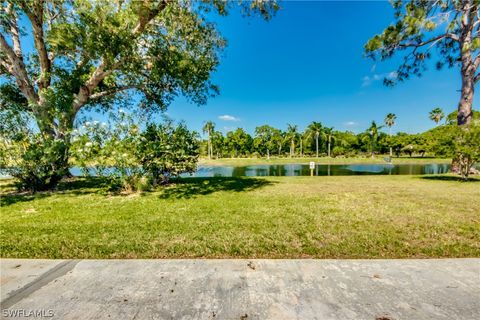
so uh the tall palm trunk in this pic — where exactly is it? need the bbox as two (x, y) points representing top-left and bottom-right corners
(315, 133), (319, 158)
(290, 139), (295, 158)
(300, 138), (303, 157)
(327, 136), (331, 158)
(389, 127), (392, 157)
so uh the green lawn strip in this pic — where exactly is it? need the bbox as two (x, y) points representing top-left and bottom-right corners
(1, 175), (478, 258)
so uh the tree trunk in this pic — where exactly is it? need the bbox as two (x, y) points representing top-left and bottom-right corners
(327, 137), (331, 158)
(315, 134), (319, 158)
(457, 61), (474, 125)
(267, 149), (270, 160)
(389, 127), (393, 157)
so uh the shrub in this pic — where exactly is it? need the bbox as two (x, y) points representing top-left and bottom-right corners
(452, 122), (480, 180)
(136, 121), (199, 186)
(0, 110), (69, 192)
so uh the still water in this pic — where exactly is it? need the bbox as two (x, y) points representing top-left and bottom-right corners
(186, 163), (452, 177)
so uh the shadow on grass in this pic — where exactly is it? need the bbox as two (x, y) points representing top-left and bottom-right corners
(159, 177), (276, 199)
(0, 177), (109, 207)
(1, 176), (275, 206)
(419, 175), (480, 182)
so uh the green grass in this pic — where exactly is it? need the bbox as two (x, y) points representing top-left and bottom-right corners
(1, 175), (479, 259)
(198, 156), (452, 167)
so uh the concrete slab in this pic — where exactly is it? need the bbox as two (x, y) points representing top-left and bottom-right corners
(1, 259), (479, 320)
(0, 259), (66, 301)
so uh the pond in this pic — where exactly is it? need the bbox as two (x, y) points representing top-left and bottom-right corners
(185, 163), (453, 177)
(0, 163), (459, 179)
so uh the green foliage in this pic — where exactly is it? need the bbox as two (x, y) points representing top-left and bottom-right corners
(137, 121), (199, 186)
(253, 125), (276, 157)
(0, 110), (68, 192)
(452, 122), (480, 180)
(429, 107), (445, 125)
(71, 110), (143, 192)
(71, 111), (199, 191)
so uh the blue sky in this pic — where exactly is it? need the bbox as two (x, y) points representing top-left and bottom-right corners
(163, 1), (473, 136)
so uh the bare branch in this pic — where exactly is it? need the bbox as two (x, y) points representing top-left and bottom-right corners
(89, 85), (142, 100)
(19, 1), (51, 90)
(398, 34), (459, 49)
(0, 33), (38, 103)
(6, 3), (23, 59)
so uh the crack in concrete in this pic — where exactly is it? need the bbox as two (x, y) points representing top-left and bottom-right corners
(0, 260), (80, 310)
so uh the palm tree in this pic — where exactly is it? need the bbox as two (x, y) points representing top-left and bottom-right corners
(286, 124), (298, 158)
(367, 121), (383, 158)
(384, 113), (397, 157)
(429, 107), (445, 125)
(324, 127), (334, 158)
(202, 121), (215, 159)
(307, 121), (323, 158)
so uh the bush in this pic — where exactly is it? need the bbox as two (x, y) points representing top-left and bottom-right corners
(0, 110), (69, 192)
(72, 113), (199, 191)
(452, 122), (480, 180)
(136, 121), (199, 186)
(71, 111), (144, 192)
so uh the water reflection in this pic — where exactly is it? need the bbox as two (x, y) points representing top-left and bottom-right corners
(185, 163), (453, 177)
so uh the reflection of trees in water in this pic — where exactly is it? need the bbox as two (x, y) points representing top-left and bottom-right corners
(190, 164), (453, 177)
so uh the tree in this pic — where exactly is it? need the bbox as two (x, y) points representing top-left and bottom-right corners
(254, 125), (276, 159)
(210, 130), (225, 159)
(286, 124), (298, 157)
(306, 121), (323, 158)
(226, 128), (252, 157)
(271, 128), (285, 156)
(365, 1), (480, 125)
(366, 121), (383, 157)
(202, 121), (215, 159)
(324, 127), (334, 158)
(452, 121), (480, 180)
(384, 113), (397, 156)
(0, 0), (278, 189)
(429, 107), (445, 125)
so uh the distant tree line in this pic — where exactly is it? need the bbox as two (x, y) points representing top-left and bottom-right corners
(201, 109), (480, 160)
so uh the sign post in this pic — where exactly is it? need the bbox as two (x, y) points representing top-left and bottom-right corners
(309, 161), (315, 176)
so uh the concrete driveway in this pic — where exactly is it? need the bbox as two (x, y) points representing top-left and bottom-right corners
(1, 259), (479, 319)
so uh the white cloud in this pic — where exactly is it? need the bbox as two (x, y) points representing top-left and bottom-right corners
(361, 71), (398, 87)
(218, 114), (240, 122)
(343, 121), (358, 127)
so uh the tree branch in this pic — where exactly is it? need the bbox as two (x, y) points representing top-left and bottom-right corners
(19, 1), (51, 91)
(89, 85), (141, 101)
(398, 33), (459, 49)
(0, 33), (38, 103)
(6, 3), (23, 59)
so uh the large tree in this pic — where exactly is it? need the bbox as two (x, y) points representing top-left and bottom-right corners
(0, 0), (277, 189)
(254, 124), (275, 159)
(365, 0), (480, 125)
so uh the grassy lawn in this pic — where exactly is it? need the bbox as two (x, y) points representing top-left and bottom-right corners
(198, 156), (452, 167)
(1, 175), (479, 259)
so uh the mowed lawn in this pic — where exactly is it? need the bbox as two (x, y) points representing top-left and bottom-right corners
(1, 175), (479, 259)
